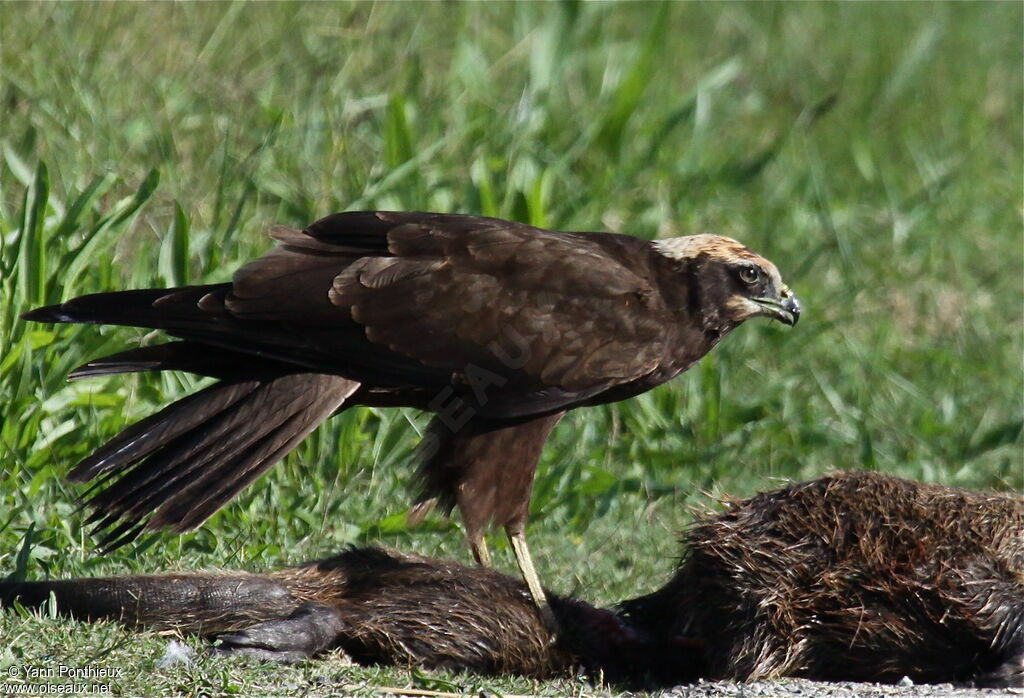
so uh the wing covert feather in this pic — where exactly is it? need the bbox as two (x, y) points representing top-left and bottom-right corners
(325, 215), (669, 394)
(188, 212), (668, 406)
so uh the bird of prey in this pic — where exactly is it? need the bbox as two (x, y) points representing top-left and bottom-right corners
(23, 211), (800, 629)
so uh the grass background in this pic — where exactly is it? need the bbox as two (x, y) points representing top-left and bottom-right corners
(1, 2), (1021, 696)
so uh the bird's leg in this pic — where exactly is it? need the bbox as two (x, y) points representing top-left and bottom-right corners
(469, 534), (492, 568)
(507, 529), (559, 634)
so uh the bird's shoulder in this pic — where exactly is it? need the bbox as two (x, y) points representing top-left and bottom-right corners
(293, 211), (672, 301)
(232, 212), (683, 406)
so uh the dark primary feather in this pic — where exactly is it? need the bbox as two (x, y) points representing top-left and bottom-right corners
(68, 342), (262, 381)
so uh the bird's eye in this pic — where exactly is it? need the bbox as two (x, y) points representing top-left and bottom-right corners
(738, 267), (760, 284)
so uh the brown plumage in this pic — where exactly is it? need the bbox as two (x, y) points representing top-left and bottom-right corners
(22, 211), (800, 619)
(3, 473), (1020, 687)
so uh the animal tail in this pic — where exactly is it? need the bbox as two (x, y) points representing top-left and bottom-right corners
(71, 372), (360, 550)
(25, 289), (363, 548)
(0, 573), (300, 634)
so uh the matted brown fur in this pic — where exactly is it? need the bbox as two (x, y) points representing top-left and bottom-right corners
(3, 472), (1020, 687)
(268, 547), (581, 677)
(623, 471), (1024, 687)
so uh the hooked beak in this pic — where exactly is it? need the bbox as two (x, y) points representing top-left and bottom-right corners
(753, 286), (801, 326)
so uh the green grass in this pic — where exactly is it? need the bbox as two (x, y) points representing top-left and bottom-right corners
(1, 2), (1021, 696)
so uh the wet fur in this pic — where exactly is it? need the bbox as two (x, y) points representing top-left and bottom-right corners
(3, 473), (1020, 687)
(622, 471), (1024, 687)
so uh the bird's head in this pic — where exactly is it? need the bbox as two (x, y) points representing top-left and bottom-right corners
(654, 234), (800, 331)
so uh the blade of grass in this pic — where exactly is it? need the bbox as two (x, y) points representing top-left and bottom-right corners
(594, 2), (669, 154)
(62, 169), (159, 292)
(159, 201), (190, 287)
(16, 161), (49, 309)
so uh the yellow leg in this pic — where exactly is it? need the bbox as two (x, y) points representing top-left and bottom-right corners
(470, 535), (492, 568)
(508, 530), (560, 634)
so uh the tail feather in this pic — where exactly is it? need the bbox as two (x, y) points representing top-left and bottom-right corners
(84, 375), (333, 523)
(71, 373), (359, 549)
(158, 404), (340, 531)
(161, 374), (360, 531)
(80, 383), (268, 531)
(81, 380), (269, 506)
(91, 520), (148, 552)
(26, 289), (369, 549)
(69, 380), (259, 481)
